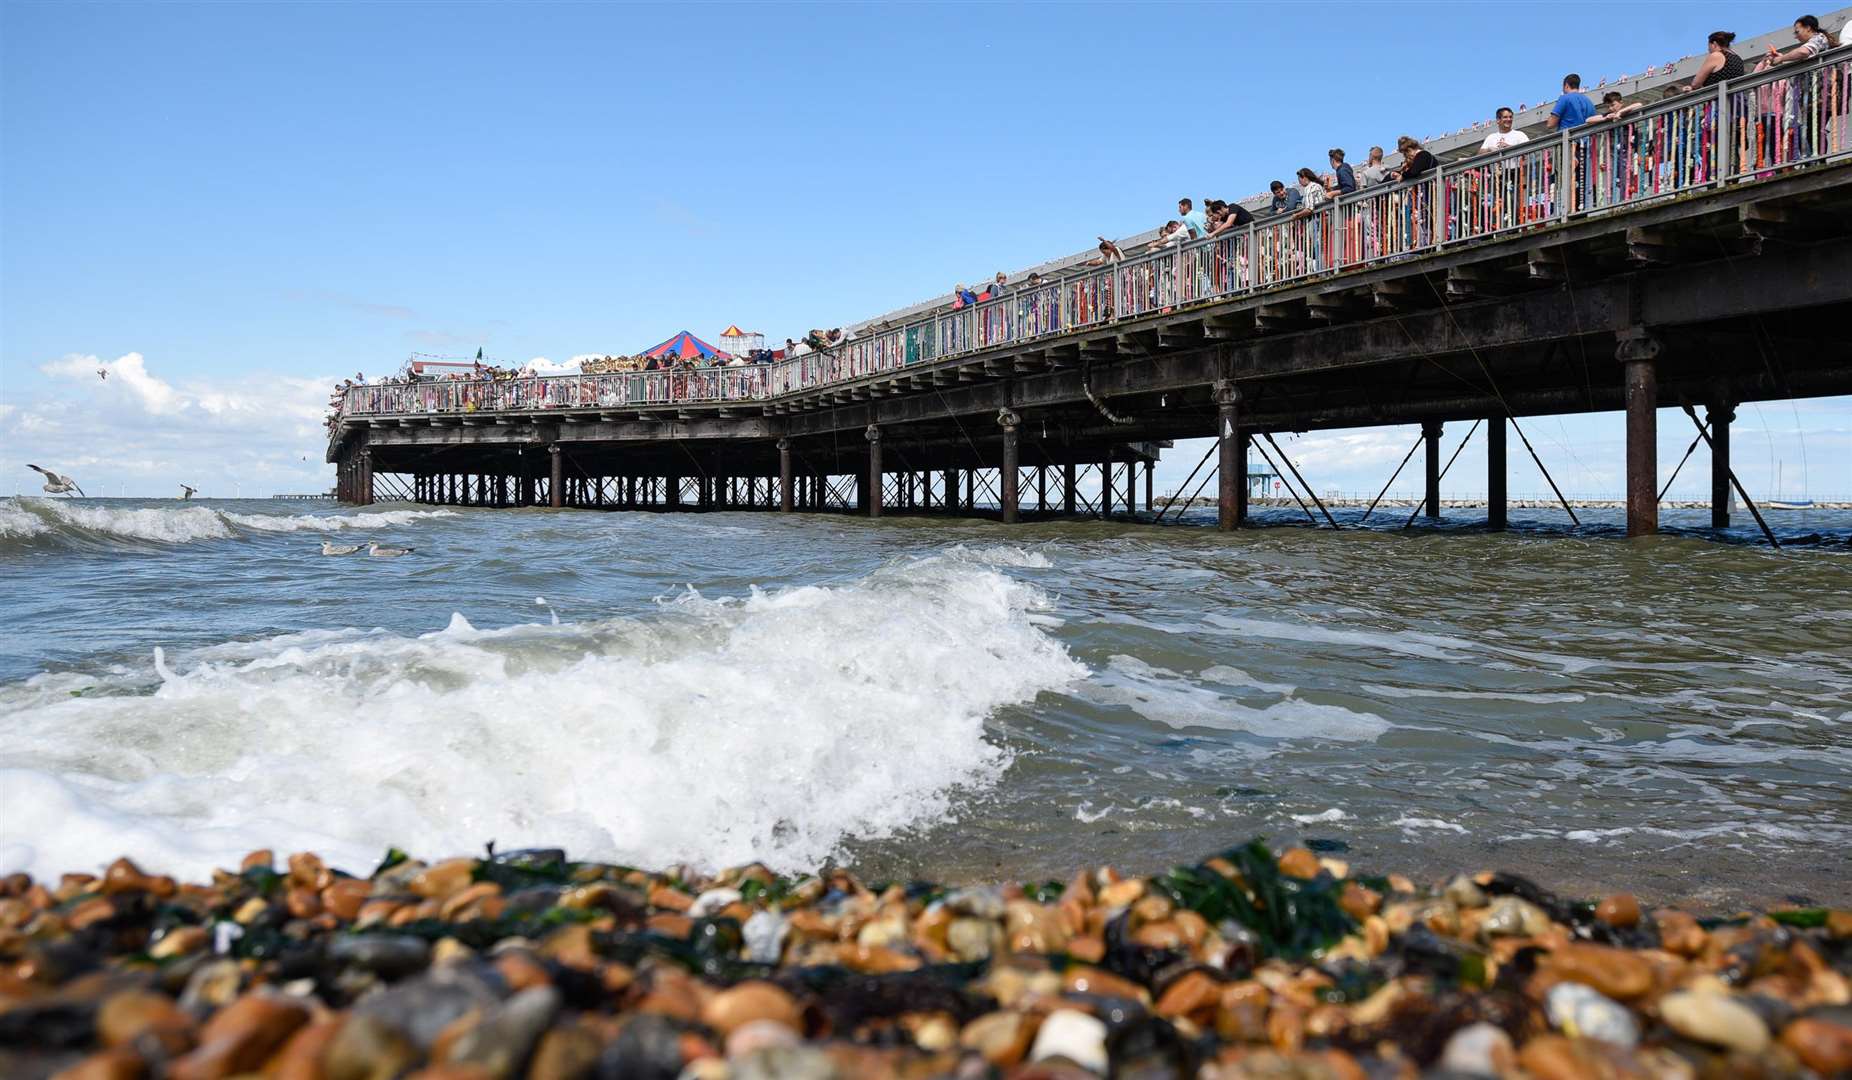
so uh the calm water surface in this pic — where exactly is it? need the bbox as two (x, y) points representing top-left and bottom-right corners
(1, 496), (1847, 910)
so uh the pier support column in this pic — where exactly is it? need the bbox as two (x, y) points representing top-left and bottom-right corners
(1063, 462), (1077, 515)
(1620, 331), (1662, 537)
(1708, 400), (1734, 529)
(1038, 465), (1048, 512)
(865, 425), (882, 518)
(1487, 416), (1508, 531)
(1216, 381), (1241, 531)
(778, 439), (793, 513)
(999, 409), (1021, 524)
(548, 445), (563, 509)
(1145, 461), (1154, 512)
(1423, 420), (1443, 520)
(357, 451), (373, 506)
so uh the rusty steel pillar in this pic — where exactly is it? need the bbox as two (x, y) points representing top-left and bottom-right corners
(1216, 381), (1240, 531)
(1145, 460), (1154, 512)
(999, 409), (1021, 524)
(1487, 416), (1508, 531)
(778, 439), (794, 513)
(865, 425), (882, 518)
(356, 450), (373, 506)
(1708, 401), (1734, 529)
(1620, 331), (1661, 537)
(1062, 461), (1077, 515)
(1422, 420), (1443, 520)
(548, 445), (564, 508)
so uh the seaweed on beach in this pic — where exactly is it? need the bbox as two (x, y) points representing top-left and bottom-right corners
(1149, 838), (1355, 960)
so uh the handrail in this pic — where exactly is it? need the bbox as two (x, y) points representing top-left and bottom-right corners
(340, 48), (1852, 421)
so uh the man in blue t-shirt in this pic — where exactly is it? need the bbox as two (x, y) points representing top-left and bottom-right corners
(1546, 73), (1596, 130)
(1177, 197), (1208, 239)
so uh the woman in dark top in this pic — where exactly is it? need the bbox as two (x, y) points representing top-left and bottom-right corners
(1392, 136), (1438, 182)
(1687, 30), (1745, 90)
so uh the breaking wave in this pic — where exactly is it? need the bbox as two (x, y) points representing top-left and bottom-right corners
(0, 551), (1084, 881)
(0, 498), (455, 551)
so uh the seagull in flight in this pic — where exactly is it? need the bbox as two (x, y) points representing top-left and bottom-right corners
(179, 484), (197, 500)
(26, 465), (84, 497)
(320, 540), (361, 555)
(367, 541), (414, 557)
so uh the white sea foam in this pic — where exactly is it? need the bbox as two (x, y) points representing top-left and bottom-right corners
(0, 503), (51, 539)
(943, 544), (1054, 569)
(1090, 656), (1391, 742)
(1360, 684), (1587, 704)
(225, 509), (456, 532)
(1394, 816), (1469, 834)
(37, 502), (236, 542)
(0, 553), (1084, 882)
(1291, 808), (1349, 824)
(0, 498), (456, 547)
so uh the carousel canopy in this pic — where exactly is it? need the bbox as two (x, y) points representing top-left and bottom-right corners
(641, 330), (729, 361)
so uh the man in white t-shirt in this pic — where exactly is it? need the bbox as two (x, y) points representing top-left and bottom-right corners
(1479, 107), (1531, 153)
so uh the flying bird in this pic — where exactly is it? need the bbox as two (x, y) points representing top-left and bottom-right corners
(367, 542), (414, 557)
(179, 484), (197, 500)
(26, 465), (84, 497)
(321, 540), (361, 556)
(97, 368), (108, 381)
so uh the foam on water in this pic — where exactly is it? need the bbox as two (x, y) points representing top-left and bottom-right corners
(1087, 655), (1391, 742)
(0, 551), (1082, 881)
(0, 498), (456, 549)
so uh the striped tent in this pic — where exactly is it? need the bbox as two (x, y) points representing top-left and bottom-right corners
(640, 330), (729, 362)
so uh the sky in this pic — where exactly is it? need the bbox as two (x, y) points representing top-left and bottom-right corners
(2, 1), (1847, 500)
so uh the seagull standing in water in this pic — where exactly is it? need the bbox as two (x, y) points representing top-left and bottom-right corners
(26, 465), (84, 497)
(320, 540), (361, 555)
(367, 541), (414, 557)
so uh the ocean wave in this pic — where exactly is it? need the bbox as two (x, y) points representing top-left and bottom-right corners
(0, 498), (455, 551)
(0, 552), (1084, 881)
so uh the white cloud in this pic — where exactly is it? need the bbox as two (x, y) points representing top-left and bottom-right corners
(8, 351), (341, 498)
(42, 352), (186, 414)
(523, 356), (581, 375)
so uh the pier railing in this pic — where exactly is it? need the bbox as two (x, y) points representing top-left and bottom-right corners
(342, 49), (1852, 420)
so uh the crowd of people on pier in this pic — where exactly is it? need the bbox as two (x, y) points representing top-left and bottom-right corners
(942, 13), (1844, 303)
(328, 12), (1848, 433)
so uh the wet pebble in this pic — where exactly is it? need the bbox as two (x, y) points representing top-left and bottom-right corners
(1439, 1021), (1515, 1076)
(1030, 1009), (1109, 1074)
(330, 933), (431, 978)
(1659, 990), (1770, 1054)
(1545, 981), (1639, 1047)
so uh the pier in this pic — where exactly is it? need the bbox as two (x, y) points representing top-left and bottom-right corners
(329, 54), (1852, 537)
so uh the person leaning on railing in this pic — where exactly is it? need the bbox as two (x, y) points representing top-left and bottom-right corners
(1759, 13), (1837, 69)
(1479, 107), (1531, 152)
(1684, 30), (1746, 91)
(1327, 149), (1358, 195)
(1545, 73), (1597, 130)
(1583, 91), (1648, 126)
(1390, 136), (1438, 181)
(1355, 146), (1390, 189)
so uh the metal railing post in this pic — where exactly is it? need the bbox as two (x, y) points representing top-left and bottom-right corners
(1716, 79), (1731, 182)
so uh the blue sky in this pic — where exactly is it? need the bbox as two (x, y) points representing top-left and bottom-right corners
(3, 0), (1846, 499)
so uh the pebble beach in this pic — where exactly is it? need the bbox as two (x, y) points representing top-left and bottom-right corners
(3, 839), (1848, 1080)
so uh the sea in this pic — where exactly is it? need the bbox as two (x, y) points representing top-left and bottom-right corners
(1, 496), (1848, 911)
